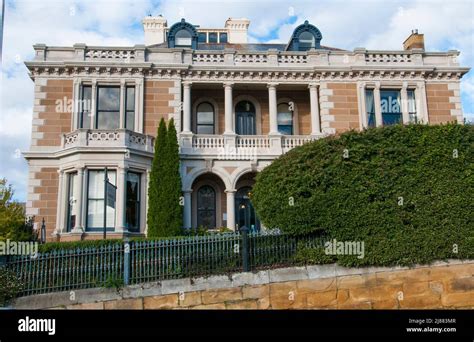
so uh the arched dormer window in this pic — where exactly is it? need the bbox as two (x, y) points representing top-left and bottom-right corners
(168, 18), (198, 49)
(287, 20), (322, 51)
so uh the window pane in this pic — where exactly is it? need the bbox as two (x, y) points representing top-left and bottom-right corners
(197, 125), (214, 134)
(87, 170), (116, 229)
(97, 111), (119, 129)
(219, 33), (228, 43)
(97, 87), (120, 111)
(299, 31), (315, 50)
(126, 111), (135, 131)
(176, 29), (192, 46)
(126, 87), (135, 111)
(278, 103), (293, 134)
(126, 172), (140, 231)
(407, 90), (417, 123)
(67, 172), (77, 232)
(380, 90), (402, 125)
(365, 89), (376, 128)
(80, 86), (92, 129)
(197, 111), (214, 124)
(198, 32), (207, 43)
(278, 125), (293, 135)
(208, 32), (218, 43)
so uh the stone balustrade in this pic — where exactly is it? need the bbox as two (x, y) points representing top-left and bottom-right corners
(31, 43), (461, 69)
(62, 129), (155, 153)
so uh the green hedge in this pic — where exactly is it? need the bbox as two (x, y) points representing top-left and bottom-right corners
(252, 124), (474, 267)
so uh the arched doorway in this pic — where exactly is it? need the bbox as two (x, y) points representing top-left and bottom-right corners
(235, 100), (256, 135)
(235, 186), (261, 233)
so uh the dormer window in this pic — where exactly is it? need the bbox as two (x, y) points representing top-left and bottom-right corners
(167, 19), (198, 49)
(287, 20), (322, 51)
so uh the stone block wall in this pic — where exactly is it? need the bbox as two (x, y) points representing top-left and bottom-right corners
(13, 260), (473, 310)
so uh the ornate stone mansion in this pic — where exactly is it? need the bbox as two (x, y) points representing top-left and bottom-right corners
(23, 16), (469, 241)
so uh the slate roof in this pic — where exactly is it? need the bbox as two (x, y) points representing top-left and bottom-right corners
(148, 42), (347, 52)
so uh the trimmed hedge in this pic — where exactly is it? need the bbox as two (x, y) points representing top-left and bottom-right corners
(252, 124), (474, 267)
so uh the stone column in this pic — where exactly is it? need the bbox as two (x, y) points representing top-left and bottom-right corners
(374, 82), (383, 127)
(225, 189), (236, 231)
(74, 167), (85, 231)
(401, 82), (410, 124)
(119, 80), (126, 129)
(90, 80), (97, 129)
(268, 82), (279, 135)
(55, 170), (65, 235)
(223, 82), (235, 134)
(183, 190), (192, 229)
(309, 83), (321, 135)
(182, 81), (192, 133)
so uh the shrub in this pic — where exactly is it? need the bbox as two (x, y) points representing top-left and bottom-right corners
(252, 124), (474, 267)
(0, 267), (24, 306)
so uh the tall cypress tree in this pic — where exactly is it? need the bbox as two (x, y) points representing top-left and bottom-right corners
(164, 119), (183, 235)
(147, 118), (167, 237)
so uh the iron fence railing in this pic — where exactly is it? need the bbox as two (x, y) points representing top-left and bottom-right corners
(2, 231), (327, 297)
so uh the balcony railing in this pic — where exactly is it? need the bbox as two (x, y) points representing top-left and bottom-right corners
(62, 129), (155, 153)
(184, 134), (321, 159)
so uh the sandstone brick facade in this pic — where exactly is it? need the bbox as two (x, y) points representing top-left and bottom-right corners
(32, 79), (73, 148)
(28, 167), (59, 240)
(326, 82), (360, 134)
(426, 83), (461, 124)
(144, 80), (179, 136)
(15, 261), (474, 310)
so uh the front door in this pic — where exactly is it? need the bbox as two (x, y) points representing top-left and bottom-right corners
(235, 186), (260, 232)
(235, 101), (256, 135)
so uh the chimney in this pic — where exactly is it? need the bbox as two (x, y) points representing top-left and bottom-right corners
(225, 18), (250, 44)
(403, 29), (424, 50)
(143, 15), (167, 46)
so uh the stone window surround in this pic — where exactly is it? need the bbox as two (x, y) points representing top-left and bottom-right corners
(357, 80), (428, 129)
(192, 97), (220, 134)
(72, 77), (145, 133)
(56, 164), (148, 236)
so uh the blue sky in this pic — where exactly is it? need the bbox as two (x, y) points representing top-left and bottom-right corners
(0, 0), (473, 202)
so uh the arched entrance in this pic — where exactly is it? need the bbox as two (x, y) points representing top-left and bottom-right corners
(235, 100), (256, 135)
(234, 171), (260, 232)
(235, 186), (260, 232)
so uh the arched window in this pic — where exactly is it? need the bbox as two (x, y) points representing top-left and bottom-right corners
(298, 31), (315, 51)
(196, 102), (215, 134)
(197, 185), (216, 229)
(175, 29), (192, 47)
(277, 103), (293, 135)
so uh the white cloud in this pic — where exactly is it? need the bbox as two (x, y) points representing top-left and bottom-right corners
(1, 0), (473, 202)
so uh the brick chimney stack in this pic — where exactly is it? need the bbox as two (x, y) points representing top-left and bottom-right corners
(403, 29), (425, 50)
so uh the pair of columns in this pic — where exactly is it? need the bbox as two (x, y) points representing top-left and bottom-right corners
(182, 188), (237, 231)
(181, 82), (322, 136)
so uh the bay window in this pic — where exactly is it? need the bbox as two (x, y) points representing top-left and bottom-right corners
(125, 86), (136, 130)
(79, 86), (92, 129)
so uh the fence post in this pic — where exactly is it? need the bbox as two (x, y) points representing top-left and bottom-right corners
(123, 238), (130, 286)
(240, 226), (250, 272)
